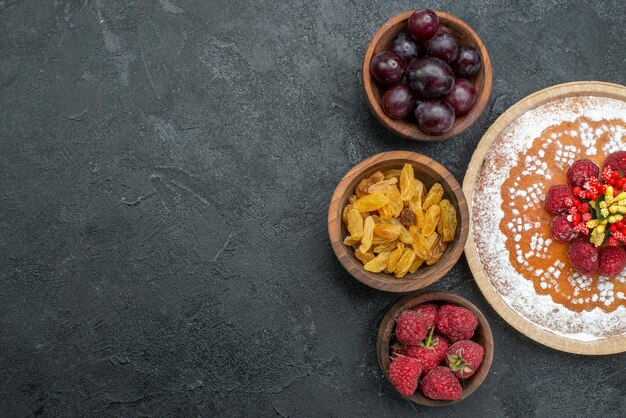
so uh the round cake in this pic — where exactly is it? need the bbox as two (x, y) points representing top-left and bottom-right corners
(472, 95), (626, 341)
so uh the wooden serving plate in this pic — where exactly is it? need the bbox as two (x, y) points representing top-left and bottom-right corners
(363, 10), (493, 141)
(463, 81), (626, 355)
(377, 291), (494, 406)
(328, 151), (469, 292)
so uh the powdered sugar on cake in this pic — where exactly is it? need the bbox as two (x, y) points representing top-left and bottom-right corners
(472, 96), (626, 341)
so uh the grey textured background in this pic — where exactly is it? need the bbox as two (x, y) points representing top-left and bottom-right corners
(1, 0), (625, 416)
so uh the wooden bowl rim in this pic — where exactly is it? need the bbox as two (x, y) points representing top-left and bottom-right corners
(463, 81), (626, 355)
(376, 290), (494, 406)
(328, 151), (469, 292)
(362, 10), (493, 142)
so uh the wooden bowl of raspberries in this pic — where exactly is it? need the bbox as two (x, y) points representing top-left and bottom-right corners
(363, 9), (492, 141)
(377, 291), (493, 406)
(328, 151), (469, 292)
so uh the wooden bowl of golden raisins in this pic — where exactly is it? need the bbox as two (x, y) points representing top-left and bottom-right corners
(328, 151), (469, 292)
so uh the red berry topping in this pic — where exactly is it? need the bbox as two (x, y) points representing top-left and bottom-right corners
(406, 330), (450, 375)
(608, 237), (620, 247)
(572, 186), (583, 197)
(604, 151), (626, 173)
(436, 304), (478, 341)
(544, 185), (575, 215)
(445, 340), (484, 379)
(567, 159), (600, 188)
(599, 246), (626, 277)
(550, 214), (578, 242)
(411, 303), (438, 330)
(568, 241), (599, 275)
(395, 310), (429, 346)
(389, 356), (422, 396)
(578, 202), (590, 213)
(421, 366), (462, 401)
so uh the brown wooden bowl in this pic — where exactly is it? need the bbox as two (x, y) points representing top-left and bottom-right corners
(377, 291), (494, 406)
(362, 10), (493, 141)
(328, 151), (469, 292)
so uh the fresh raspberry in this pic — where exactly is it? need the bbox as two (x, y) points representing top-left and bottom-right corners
(436, 304), (478, 342)
(395, 310), (428, 346)
(405, 330), (450, 375)
(567, 159), (600, 188)
(578, 202), (590, 213)
(568, 240), (599, 275)
(582, 213), (592, 222)
(411, 303), (438, 330)
(605, 151), (626, 174)
(421, 366), (462, 401)
(544, 185), (575, 215)
(390, 342), (408, 357)
(599, 246), (626, 277)
(445, 340), (484, 379)
(389, 356), (422, 396)
(550, 214), (578, 242)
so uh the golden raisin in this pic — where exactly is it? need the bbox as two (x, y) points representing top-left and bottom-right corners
(437, 199), (457, 243)
(368, 178), (398, 194)
(371, 235), (397, 246)
(364, 251), (392, 273)
(409, 256), (425, 274)
(387, 242), (405, 272)
(373, 241), (397, 254)
(348, 194), (358, 204)
(426, 235), (448, 265)
(346, 209), (364, 240)
(409, 225), (428, 260)
(343, 236), (360, 246)
(343, 204), (353, 225)
(370, 171), (385, 184)
(383, 169), (402, 180)
(359, 216), (375, 253)
(399, 164), (416, 202)
(422, 205), (442, 237)
(373, 223), (402, 240)
(409, 182), (425, 228)
(395, 248), (417, 278)
(391, 219), (413, 244)
(423, 183), (444, 211)
(353, 193), (390, 212)
(385, 186), (404, 218)
(355, 248), (375, 264)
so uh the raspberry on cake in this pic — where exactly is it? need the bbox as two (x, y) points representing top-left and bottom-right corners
(550, 214), (578, 242)
(568, 240), (599, 275)
(567, 158), (600, 188)
(599, 247), (626, 277)
(544, 185), (575, 215)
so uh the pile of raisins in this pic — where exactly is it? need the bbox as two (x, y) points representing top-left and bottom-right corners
(343, 164), (457, 277)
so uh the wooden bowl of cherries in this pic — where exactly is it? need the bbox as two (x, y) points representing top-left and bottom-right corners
(363, 9), (493, 141)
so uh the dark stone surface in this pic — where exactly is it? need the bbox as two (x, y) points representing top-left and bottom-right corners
(1, 0), (625, 416)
